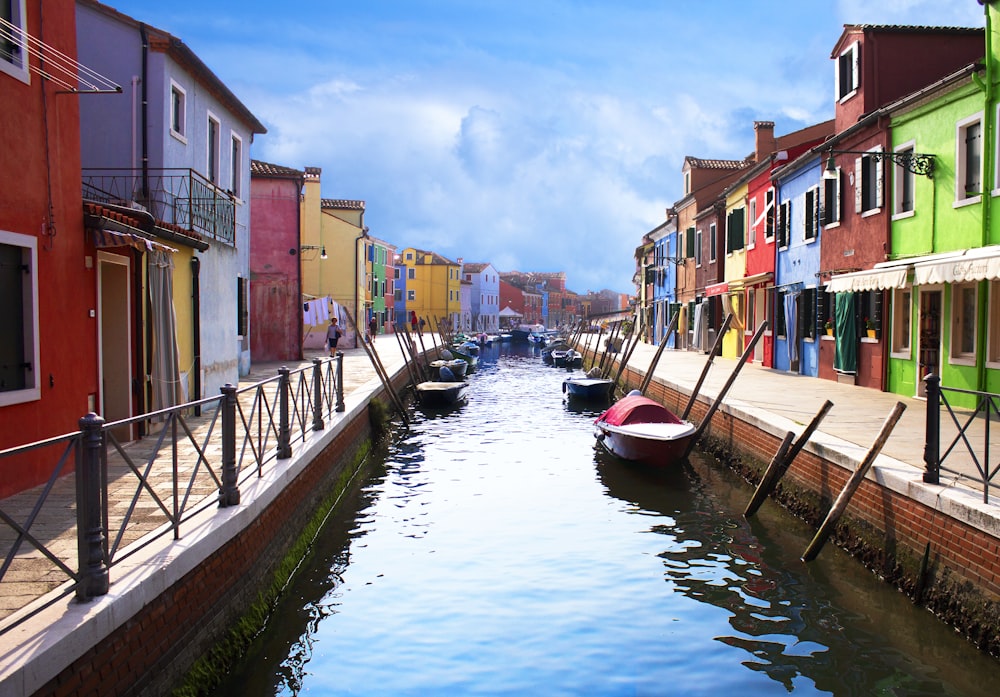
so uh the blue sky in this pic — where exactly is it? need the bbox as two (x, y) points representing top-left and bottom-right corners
(105, 0), (986, 295)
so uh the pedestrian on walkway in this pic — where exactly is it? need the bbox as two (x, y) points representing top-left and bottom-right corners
(410, 311), (418, 333)
(327, 317), (343, 356)
(368, 315), (378, 342)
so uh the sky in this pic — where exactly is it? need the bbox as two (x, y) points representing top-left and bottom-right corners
(105, 0), (987, 296)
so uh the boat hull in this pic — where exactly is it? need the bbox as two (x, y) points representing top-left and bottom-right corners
(415, 381), (469, 407)
(594, 421), (696, 466)
(563, 377), (613, 401)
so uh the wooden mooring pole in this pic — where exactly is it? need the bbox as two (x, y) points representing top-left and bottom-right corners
(744, 399), (834, 517)
(343, 309), (410, 425)
(801, 401), (906, 562)
(639, 311), (680, 395)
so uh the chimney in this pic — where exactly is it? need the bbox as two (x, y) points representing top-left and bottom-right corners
(754, 121), (776, 162)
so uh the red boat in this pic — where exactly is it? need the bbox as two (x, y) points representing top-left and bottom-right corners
(593, 392), (697, 466)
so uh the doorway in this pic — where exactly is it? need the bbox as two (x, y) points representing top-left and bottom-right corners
(98, 252), (133, 441)
(917, 288), (942, 399)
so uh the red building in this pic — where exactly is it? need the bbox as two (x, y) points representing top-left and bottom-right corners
(0, 2), (100, 495)
(249, 160), (306, 362)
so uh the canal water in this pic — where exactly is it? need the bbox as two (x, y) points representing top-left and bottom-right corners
(214, 343), (1000, 696)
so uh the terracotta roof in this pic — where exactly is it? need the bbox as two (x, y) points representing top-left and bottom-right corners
(83, 201), (207, 249)
(321, 199), (365, 210)
(251, 159), (303, 179)
(462, 262), (488, 273)
(684, 156), (752, 170)
(847, 24), (982, 34)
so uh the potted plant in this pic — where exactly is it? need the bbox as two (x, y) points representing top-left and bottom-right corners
(824, 318), (833, 336)
(865, 317), (876, 338)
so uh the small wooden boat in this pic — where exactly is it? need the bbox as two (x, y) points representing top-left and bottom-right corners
(415, 381), (469, 407)
(593, 391), (696, 466)
(553, 348), (582, 368)
(562, 376), (614, 401)
(450, 344), (479, 370)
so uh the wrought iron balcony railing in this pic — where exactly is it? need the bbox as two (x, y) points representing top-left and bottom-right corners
(82, 168), (236, 246)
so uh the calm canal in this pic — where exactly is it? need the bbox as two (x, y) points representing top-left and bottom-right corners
(215, 343), (1000, 696)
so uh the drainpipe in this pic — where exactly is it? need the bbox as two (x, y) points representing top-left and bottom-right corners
(976, 2), (996, 391)
(139, 23), (149, 200)
(354, 216), (367, 349)
(191, 256), (202, 415)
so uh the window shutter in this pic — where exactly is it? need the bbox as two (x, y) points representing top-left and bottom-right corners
(735, 209), (745, 250)
(855, 157), (863, 213)
(835, 170), (842, 222)
(852, 42), (860, 91)
(875, 153), (884, 209)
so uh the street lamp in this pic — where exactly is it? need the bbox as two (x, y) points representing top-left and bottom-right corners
(823, 148), (935, 179)
(297, 245), (328, 260)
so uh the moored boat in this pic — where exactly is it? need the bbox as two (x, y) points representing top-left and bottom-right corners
(593, 391), (696, 466)
(562, 375), (614, 401)
(415, 381), (469, 407)
(429, 359), (467, 380)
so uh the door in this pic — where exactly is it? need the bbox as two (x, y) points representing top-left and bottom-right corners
(98, 252), (133, 441)
(917, 288), (942, 399)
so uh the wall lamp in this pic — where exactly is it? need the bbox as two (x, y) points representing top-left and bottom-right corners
(823, 148), (935, 180)
(297, 244), (328, 260)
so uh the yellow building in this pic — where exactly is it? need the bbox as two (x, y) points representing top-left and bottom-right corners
(300, 167), (367, 346)
(721, 181), (749, 358)
(398, 247), (462, 331)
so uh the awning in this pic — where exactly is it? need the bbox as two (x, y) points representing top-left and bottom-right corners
(90, 227), (177, 254)
(705, 282), (729, 297)
(914, 246), (1000, 285)
(730, 271), (773, 290)
(825, 266), (908, 293)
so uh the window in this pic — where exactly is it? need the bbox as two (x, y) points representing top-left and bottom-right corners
(801, 287), (817, 340)
(893, 142), (915, 216)
(821, 170), (841, 226)
(804, 188), (819, 240)
(685, 226), (695, 258)
(684, 171), (691, 195)
(726, 208), (744, 254)
(393, 268), (400, 280)
(394, 289), (402, 302)
(951, 283), (977, 361)
(748, 199), (757, 250)
(836, 41), (859, 101)
(0, 0), (28, 83)
(776, 201), (790, 248)
(818, 288), (834, 337)
(856, 150), (883, 214)
(230, 133), (242, 198)
(860, 290), (881, 340)
(709, 222), (717, 262)
(0, 231), (39, 406)
(407, 268), (415, 280)
(892, 288), (912, 356)
(956, 114), (983, 203)
(407, 290), (415, 301)
(695, 228), (702, 266)
(764, 189), (775, 241)
(170, 80), (187, 140)
(207, 113), (221, 184)
(237, 277), (248, 337)
(406, 251), (414, 261)
(775, 289), (787, 337)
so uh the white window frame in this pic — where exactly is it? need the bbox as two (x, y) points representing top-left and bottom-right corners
(890, 287), (912, 359)
(893, 140), (916, 219)
(206, 111), (221, 185)
(994, 103), (1000, 198)
(407, 267), (415, 280)
(835, 40), (860, 103)
(709, 222), (717, 262)
(0, 230), (40, 407)
(950, 282), (978, 365)
(955, 112), (984, 207)
(0, 0), (29, 83)
(988, 281), (1000, 368)
(230, 131), (243, 200)
(695, 228), (703, 267)
(764, 188), (775, 242)
(747, 198), (757, 250)
(407, 289), (415, 301)
(169, 79), (187, 143)
(804, 186), (819, 241)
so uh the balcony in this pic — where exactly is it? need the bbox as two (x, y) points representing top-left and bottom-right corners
(82, 168), (235, 246)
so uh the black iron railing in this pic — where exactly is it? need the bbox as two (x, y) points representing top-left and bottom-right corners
(923, 374), (1000, 503)
(82, 167), (236, 245)
(0, 356), (345, 635)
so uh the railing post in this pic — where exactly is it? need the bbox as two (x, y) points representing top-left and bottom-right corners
(219, 383), (241, 506)
(923, 373), (940, 484)
(76, 412), (109, 600)
(312, 357), (325, 431)
(335, 351), (346, 412)
(278, 366), (292, 458)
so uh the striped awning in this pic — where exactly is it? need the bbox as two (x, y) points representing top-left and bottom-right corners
(914, 246), (1000, 285)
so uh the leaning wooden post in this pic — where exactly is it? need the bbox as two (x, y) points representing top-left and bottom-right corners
(639, 310), (679, 395)
(681, 313), (735, 420)
(611, 325), (642, 394)
(745, 399), (834, 517)
(802, 401), (907, 562)
(743, 431), (795, 516)
(344, 308), (410, 425)
(681, 319), (767, 459)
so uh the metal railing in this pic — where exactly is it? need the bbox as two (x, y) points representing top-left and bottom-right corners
(82, 167), (236, 245)
(0, 355), (345, 635)
(923, 374), (1000, 503)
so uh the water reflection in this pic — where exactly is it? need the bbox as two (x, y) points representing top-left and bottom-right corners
(212, 345), (1000, 697)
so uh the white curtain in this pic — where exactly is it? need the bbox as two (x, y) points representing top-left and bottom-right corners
(783, 291), (799, 365)
(149, 250), (183, 411)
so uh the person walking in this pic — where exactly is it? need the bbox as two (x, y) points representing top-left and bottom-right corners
(327, 317), (343, 357)
(368, 315), (378, 342)
(410, 311), (418, 333)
